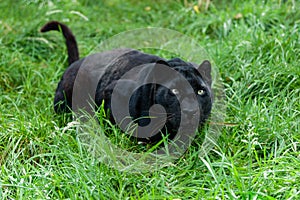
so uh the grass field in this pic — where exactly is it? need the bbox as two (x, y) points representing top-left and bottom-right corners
(0, 0), (299, 199)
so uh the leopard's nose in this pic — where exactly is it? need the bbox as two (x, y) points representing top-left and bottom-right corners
(181, 97), (198, 116)
(182, 108), (197, 116)
(182, 109), (197, 118)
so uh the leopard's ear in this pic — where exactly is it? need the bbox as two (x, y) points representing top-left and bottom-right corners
(198, 60), (212, 87)
(142, 59), (169, 83)
(156, 59), (169, 66)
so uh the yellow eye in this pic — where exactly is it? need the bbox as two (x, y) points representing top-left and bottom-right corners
(197, 89), (205, 96)
(171, 89), (179, 95)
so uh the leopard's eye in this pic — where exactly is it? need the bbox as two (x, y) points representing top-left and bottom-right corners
(197, 89), (205, 96)
(171, 88), (179, 95)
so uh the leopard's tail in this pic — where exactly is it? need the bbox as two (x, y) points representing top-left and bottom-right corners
(40, 21), (79, 65)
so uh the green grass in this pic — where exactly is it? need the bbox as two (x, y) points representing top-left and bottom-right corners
(0, 0), (299, 199)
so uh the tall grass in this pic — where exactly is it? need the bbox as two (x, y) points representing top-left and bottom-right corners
(0, 0), (299, 199)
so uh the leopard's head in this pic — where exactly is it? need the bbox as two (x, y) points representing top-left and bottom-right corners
(127, 58), (213, 142)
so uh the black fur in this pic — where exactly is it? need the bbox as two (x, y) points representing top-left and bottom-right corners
(41, 21), (213, 143)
